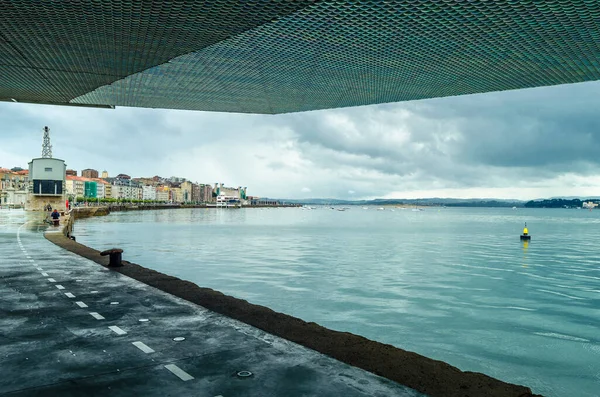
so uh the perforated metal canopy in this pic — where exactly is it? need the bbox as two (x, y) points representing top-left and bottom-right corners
(1, 1), (600, 114)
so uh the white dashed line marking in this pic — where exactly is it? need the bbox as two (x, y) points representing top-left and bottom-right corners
(164, 364), (194, 381)
(75, 301), (88, 308)
(110, 302), (119, 305)
(37, 267), (43, 271)
(47, 278), (56, 283)
(132, 341), (155, 354)
(55, 285), (65, 290)
(29, 260), (34, 263)
(90, 291), (99, 294)
(90, 312), (105, 320)
(108, 326), (127, 335)
(65, 292), (76, 298)
(41, 272), (49, 277)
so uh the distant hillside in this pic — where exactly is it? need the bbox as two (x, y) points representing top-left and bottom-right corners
(524, 198), (599, 208)
(273, 197), (526, 207)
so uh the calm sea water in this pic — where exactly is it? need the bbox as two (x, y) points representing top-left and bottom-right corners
(74, 207), (600, 397)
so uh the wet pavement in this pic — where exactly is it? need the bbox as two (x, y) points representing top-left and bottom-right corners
(0, 210), (424, 397)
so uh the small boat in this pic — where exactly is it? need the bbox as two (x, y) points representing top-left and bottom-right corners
(377, 207), (384, 211)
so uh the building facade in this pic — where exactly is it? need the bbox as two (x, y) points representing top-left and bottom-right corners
(199, 184), (213, 203)
(103, 181), (112, 199)
(107, 176), (142, 200)
(213, 183), (247, 200)
(180, 181), (193, 203)
(155, 186), (170, 202)
(81, 169), (99, 178)
(27, 158), (67, 211)
(0, 168), (28, 207)
(142, 185), (156, 201)
(65, 176), (85, 198)
(171, 187), (183, 203)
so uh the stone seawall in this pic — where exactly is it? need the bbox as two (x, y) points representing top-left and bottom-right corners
(47, 214), (541, 397)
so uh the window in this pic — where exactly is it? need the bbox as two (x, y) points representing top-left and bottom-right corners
(32, 179), (63, 195)
(45, 167), (52, 172)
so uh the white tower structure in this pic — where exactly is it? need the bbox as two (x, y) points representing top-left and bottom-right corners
(41, 126), (52, 158)
(26, 126), (66, 211)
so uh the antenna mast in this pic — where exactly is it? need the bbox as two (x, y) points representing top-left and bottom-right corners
(41, 126), (52, 158)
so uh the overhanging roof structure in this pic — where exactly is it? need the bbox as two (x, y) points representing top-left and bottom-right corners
(1, 1), (600, 114)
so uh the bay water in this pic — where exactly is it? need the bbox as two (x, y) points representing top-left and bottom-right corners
(74, 207), (600, 396)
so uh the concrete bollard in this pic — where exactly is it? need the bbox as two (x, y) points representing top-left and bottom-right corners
(100, 248), (124, 267)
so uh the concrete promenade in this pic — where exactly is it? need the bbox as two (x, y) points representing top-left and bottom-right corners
(0, 210), (423, 396)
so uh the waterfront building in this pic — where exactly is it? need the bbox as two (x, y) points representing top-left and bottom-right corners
(199, 184), (214, 203)
(110, 180), (141, 201)
(0, 168), (28, 190)
(181, 181), (193, 203)
(110, 184), (125, 200)
(215, 194), (242, 208)
(171, 187), (183, 203)
(66, 175), (85, 198)
(66, 169), (77, 176)
(213, 183), (247, 200)
(84, 180), (97, 198)
(142, 185), (156, 201)
(191, 183), (200, 203)
(155, 186), (170, 202)
(26, 157), (66, 211)
(250, 197), (280, 206)
(0, 168), (28, 207)
(1, 186), (27, 207)
(103, 182), (112, 199)
(92, 178), (107, 199)
(81, 168), (99, 178)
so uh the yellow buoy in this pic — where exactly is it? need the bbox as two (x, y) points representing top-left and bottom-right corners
(520, 222), (531, 241)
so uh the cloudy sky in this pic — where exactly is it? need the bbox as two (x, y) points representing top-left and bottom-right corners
(2, 81), (600, 201)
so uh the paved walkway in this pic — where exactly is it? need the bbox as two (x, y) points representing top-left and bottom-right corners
(0, 210), (424, 397)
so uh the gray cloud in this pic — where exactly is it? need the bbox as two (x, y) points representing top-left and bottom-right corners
(2, 80), (600, 200)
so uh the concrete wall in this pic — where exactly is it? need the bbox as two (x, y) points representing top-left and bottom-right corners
(26, 195), (66, 211)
